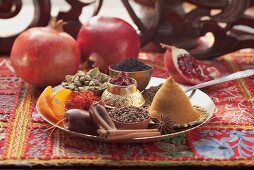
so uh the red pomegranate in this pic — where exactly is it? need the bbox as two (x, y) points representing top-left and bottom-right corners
(10, 18), (80, 88)
(77, 16), (140, 72)
(162, 44), (221, 85)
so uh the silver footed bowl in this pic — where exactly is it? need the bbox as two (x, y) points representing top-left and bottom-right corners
(101, 78), (145, 108)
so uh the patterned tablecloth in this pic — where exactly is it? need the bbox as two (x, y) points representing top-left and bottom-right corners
(1, 50), (254, 167)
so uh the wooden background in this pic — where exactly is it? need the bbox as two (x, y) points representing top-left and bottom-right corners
(1, 0), (254, 59)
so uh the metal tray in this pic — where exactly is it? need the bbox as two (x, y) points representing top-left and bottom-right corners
(36, 77), (215, 143)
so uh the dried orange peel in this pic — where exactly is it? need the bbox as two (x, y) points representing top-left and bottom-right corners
(37, 86), (73, 123)
(37, 86), (57, 122)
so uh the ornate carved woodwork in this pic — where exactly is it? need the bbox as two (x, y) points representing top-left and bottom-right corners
(1, 0), (254, 60)
(128, 0), (254, 59)
(0, 0), (51, 54)
(0, 0), (99, 55)
(56, 0), (102, 39)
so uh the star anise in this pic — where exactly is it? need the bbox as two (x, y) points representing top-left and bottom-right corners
(151, 113), (175, 135)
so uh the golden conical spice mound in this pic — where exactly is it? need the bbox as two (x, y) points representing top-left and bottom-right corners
(148, 77), (201, 125)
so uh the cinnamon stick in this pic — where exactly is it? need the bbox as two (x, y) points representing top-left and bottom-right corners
(89, 106), (112, 130)
(96, 103), (116, 129)
(106, 132), (160, 141)
(98, 129), (159, 136)
(97, 128), (160, 141)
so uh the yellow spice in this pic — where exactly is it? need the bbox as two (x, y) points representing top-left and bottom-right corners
(148, 76), (201, 125)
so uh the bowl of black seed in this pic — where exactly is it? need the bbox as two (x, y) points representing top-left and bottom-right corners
(109, 58), (153, 91)
(108, 106), (151, 129)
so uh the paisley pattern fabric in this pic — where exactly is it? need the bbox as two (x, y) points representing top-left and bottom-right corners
(1, 50), (254, 167)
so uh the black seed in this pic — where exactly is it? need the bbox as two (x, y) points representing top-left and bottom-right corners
(111, 58), (151, 72)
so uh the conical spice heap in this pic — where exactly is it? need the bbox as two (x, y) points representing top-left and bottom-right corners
(148, 77), (201, 125)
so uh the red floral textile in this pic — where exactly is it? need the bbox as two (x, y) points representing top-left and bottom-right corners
(1, 50), (254, 167)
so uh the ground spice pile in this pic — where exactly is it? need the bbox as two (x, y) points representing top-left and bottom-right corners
(65, 91), (99, 111)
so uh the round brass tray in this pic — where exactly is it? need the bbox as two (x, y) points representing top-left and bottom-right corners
(36, 77), (215, 143)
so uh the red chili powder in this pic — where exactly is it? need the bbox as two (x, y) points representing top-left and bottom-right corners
(65, 91), (99, 111)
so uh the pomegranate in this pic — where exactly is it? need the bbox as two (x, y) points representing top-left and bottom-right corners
(10, 18), (80, 88)
(77, 16), (140, 73)
(162, 44), (221, 85)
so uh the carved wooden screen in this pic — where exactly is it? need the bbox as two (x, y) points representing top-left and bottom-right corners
(0, 0), (101, 55)
(125, 0), (254, 59)
(1, 0), (254, 59)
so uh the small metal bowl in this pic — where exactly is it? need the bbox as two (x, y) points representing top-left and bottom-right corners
(109, 65), (153, 91)
(101, 79), (145, 108)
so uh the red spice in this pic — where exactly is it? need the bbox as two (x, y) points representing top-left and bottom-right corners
(65, 91), (99, 111)
(109, 72), (134, 86)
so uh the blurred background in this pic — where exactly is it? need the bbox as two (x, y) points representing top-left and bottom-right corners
(0, 0), (138, 36)
(1, 0), (254, 58)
